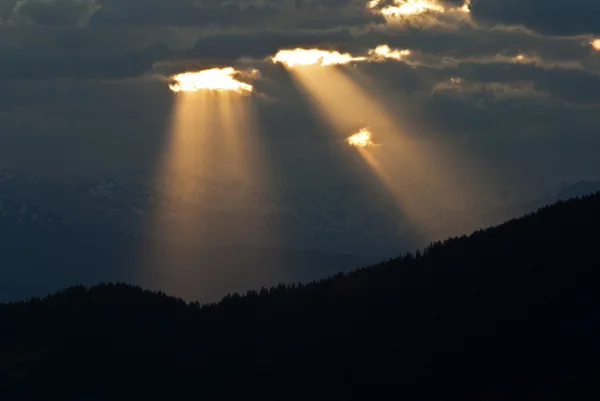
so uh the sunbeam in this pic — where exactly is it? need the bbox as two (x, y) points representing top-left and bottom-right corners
(215, 91), (268, 192)
(272, 49), (487, 242)
(140, 68), (271, 299)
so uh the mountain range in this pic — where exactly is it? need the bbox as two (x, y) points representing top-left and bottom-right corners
(2, 168), (599, 251)
(1, 168), (600, 302)
(2, 191), (599, 400)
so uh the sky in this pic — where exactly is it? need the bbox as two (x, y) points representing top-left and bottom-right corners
(1, 0), (600, 195)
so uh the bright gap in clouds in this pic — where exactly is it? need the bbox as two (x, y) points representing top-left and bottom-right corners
(169, 67), (254, 93)
(381, 0), (444, 16)
(369, 45), (411, 61)
(271, 49), (366, 67)
(368, 0), (470, 20)
(592, 39), (600, 51)
(348, 128), (374, 148)
(272, 46), (411, 68)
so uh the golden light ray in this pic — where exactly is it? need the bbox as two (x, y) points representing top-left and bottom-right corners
(215, 90), (269, 195)
(152, 91), (223, 250)
(276, 62), (427, 234)
(159, 92), (218, 199)
(341, 66), (495, 227)
(275, 51), (487, 242)
(591, 39), (600, 51)
(141, 91), (216, 296)
(169, 67), (253, 93)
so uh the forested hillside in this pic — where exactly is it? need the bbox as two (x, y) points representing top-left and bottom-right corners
(2, 193), (599, 400)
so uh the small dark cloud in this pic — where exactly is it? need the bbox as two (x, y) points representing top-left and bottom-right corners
(0, 0), (18, 22)
(13, 0), (100, 26)
(87, 0), (380, 29)
(470, 0), (600, 36)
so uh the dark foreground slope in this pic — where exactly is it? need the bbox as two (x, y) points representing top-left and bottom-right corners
(2, 194), (600, 400)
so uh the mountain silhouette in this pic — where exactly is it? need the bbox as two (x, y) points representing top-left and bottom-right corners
(1, 192), (599, 400)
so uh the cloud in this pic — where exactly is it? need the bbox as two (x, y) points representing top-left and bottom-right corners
(469, 0), (600, 36)
(12, 0), (100, 26)
(86, 0), (380, 29)
(0, 0), (17, 23)
(0, 26), (366, 81)
(2, 0), (600, 194)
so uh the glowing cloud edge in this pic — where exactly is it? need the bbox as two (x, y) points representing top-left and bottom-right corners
(368, 0), (471, 19)
(347, 128), (374, 148)
(271, 48), (367, 67)
(169, 67), (254, 93)
(271, 46), (411, 68)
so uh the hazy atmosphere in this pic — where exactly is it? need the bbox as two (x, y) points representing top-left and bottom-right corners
(1, 0), (600, 301)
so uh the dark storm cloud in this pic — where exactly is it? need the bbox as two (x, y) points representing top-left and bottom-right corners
(0, 27), (360, 81)
(88, 0), (233, 27)
(3, 0), (381, 28)
(2, 0), (600, 189)
(352, 51), (600, 113)
(470, 0), (600, 36)
(425, 60), (600, 106)
(0, 0), (15, 22)
(358, 25), (596, 66)
(88, 0), (380, 30)
(0, 0), (380, 81)
(2, 0), (595, 83)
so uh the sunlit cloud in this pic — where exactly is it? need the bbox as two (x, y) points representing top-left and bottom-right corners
(347, 128), (374, 148)
(376, 0), (445, 17)
(271, 48), (366, 68)
(368, 0), (471, 24)
(169, 67), (255, 93)
(592, 39), (600, 51)
(369, 45), (411, 61)
(272, 46), (415, 68)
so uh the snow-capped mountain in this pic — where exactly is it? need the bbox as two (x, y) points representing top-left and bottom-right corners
(0, 197), (64, 227)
